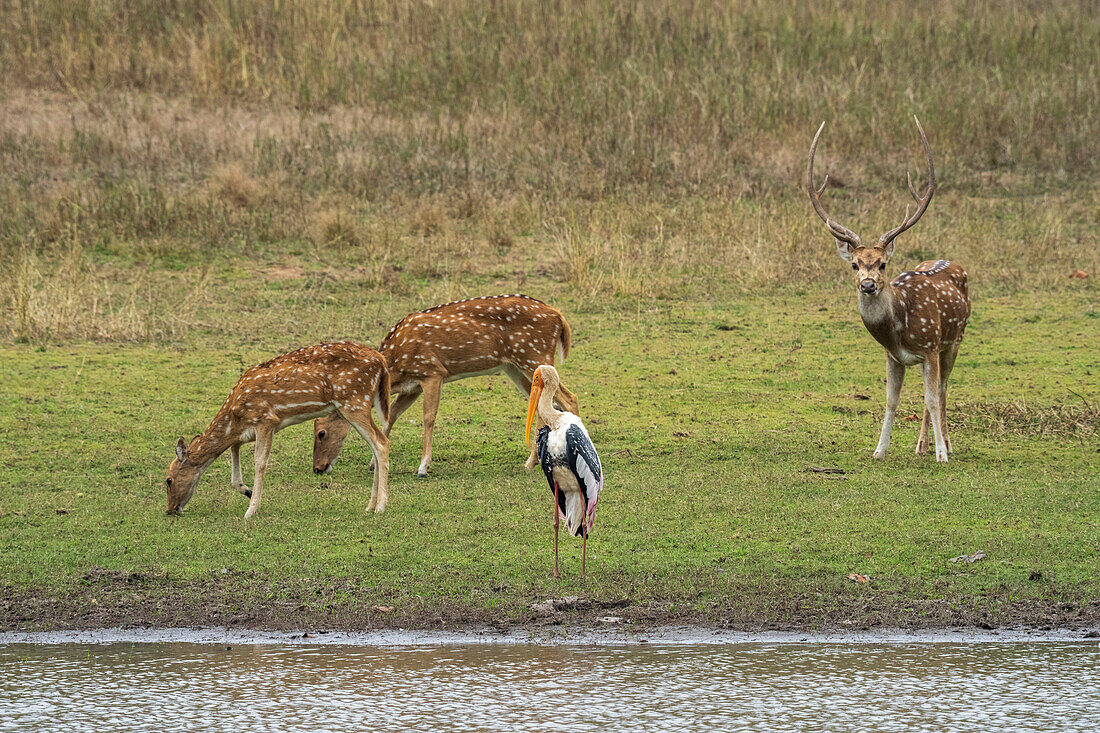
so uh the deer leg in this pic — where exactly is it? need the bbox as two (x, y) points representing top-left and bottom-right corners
(553, 481), (561, 579)
(504, 364), (534, 398)
(417, 376), (443, 478)
(340, 406), (390, 513)
(244, 426), (274, 519)
(554, 383), (580, 415)
(874, 356), (905, 460)
(922, 356), (949, 463)
(384, 389), (421, 437)
(916, 408), (931, 456)
(229, 444), (252, 498)
(370, 389), (419, 470)
(940, 345), (959, 454)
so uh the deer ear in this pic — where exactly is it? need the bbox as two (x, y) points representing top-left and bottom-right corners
(882, 239), (897, 261)
(836, 239), (856, 262)
(175, 437), (187, 463)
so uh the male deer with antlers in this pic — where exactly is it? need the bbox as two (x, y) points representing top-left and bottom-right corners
(807, 117), (970, 463)
(165, 341), (390, 517)
(312, 294), (579, 477)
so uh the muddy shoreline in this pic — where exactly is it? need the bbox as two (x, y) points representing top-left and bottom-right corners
(4, 574), (1099, 635)
(3, 625), (1098, 646)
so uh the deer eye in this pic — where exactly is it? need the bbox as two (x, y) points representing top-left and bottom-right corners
(851, 263), (858, 270)
(317, 430), (326, 440)
(166, 478), (173, 487)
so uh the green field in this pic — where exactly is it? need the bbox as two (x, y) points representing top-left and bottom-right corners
(1, 1), (1098, 630)
(2, 286), (1097, 629)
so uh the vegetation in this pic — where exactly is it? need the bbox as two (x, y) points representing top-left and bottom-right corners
(2, 290), (1098, 629)
(0, 1), (1097, 629)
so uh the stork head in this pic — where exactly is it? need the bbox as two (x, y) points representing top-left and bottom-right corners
(526, 364), (559, 446)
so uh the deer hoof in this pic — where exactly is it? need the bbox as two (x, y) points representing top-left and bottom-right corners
(915, 442), (929, 456)
(524, 456), (538, 471)
(936, 452), (949, 463)
(243, 506), (257, 519)
(872, 449), (887, 460)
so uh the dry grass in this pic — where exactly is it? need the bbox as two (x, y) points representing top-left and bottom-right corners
(958, 401), (1099, 437)
(5, 1), (1099, 176)
(0, 2), (1098, 342)
(408, 202), (446, 239)
(312, 208), (362, 249)
(211, 163), (263, 209)
(3, 245), (213, 344)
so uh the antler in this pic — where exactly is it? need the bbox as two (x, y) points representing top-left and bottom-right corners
(806, 121), (862, 248)
(877, 116), (936, 248)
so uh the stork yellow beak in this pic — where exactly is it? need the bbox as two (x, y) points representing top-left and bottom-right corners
(526, 372), (543, 447)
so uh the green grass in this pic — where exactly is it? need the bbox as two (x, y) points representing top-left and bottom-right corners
(1, 0), (1098, 629)
(2, 285), (1097, 627)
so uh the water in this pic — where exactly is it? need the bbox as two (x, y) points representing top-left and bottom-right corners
(2, 631), (1098, 732)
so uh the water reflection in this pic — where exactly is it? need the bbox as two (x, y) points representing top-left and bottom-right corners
(2, 641), (1098, 731)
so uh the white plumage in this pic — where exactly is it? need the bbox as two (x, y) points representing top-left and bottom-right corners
(526, 365), (603, 577)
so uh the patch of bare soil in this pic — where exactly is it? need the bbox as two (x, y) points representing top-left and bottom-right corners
(3, 573), (1099, 634)
(263, 265), (307, 280)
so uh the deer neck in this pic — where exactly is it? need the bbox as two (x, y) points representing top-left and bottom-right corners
(187, 411), (238, 470)
(858, 281), (896, 323)
(858, 282), (905, 350)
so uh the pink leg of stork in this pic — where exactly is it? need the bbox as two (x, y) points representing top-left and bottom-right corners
(581, 527), (587, 578)
(552, 482), (560, 578)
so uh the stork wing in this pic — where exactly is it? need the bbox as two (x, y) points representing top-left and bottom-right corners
(565, 423), (603, 530)
(535, 425), (555, 487)
(537, 425), (567, 521)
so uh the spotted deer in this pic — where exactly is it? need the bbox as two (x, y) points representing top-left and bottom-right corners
(165, 341), (390, 517)
(807, 117), (971, 463)
(312, 294), (579, 477)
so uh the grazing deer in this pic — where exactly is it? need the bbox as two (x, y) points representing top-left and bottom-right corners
(165, 341), (390, 517)
(807, 117), (970, 463)
(312, 294), (579, 477)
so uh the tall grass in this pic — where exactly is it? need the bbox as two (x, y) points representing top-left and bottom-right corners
(1, 1), (1098, 342)
(5, 0), (1100, 178)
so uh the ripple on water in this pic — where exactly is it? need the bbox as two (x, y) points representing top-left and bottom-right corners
(2, 641), (1099, 732)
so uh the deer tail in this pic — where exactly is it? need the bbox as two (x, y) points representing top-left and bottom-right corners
(374, 364), (391, 426)
(556, 312), (572, 364)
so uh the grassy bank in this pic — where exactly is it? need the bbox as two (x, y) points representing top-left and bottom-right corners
(1, 1), (1098, 630)
(2, 286), (1097, 630)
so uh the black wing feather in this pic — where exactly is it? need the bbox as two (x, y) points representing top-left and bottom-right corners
(536, 424), (556, 492)
(537, 424), (568, 518)
(565, 424), (602, 504)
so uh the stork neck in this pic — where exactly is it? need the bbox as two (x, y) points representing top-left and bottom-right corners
(538, 383), (566, 427)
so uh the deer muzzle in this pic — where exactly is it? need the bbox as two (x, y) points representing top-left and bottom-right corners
(860, 279), (878, 294)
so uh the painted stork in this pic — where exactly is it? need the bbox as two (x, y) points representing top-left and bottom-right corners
(525, 364), (603, 578)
